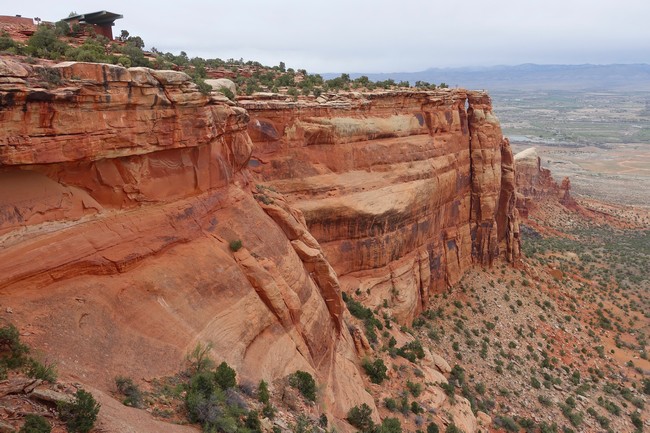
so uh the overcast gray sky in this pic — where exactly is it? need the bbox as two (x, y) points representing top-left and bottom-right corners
(9, 0), (650, 73)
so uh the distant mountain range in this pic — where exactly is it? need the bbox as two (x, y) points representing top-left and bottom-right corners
(322, 64), (650, 92)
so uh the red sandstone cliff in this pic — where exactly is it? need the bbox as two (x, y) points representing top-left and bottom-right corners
(514, 147), (573, 217)
(0, 58), (373, 427)
(243, 90), (520, 323)
(0, 57), (520, 431)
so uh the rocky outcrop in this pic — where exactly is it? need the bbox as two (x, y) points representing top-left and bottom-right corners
(514, 147), (573, 216)
(0, 58), (373, 425)
(243, 90), (520, 322)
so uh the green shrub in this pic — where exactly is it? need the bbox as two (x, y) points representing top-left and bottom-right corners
(262, 402), (275, 419)
(445, 423), (462, 433)
(631, 411), (643, 432)
(538, 422), (559, 433)
(288, 370), (317, 401)
(396, 340), (425, 362)
(347, 403), (374, 431)
(26, 358), (57, 383)
(186, 342), (215, 374)
(384, 397), (397, 411)
(291, 415), (311, 433)
(115, 376), (143, 408)
(26, 26), (69, 59)
(559, 403), (583, 427)
(449, 364), (466, 386)
(214, 361), (237, 390)
(426, 423), (439, 433)
(229, 239), (243, 252)
(531, 376), (541, 389)
(380, 418), (402, 433)
(597, 397), (620, 416)
(182, 348), (252, 430)
(406, 380), (422, 397)
(362, 358), (388, 384)
(257, 380), (270, 404)
(193, 77), (212, 95)
(58, 389), (100, 433)
(0, 324), (30, 368)
(245, 410), (262, 433)
(344, 297), (383, 344)
(117, 56), (132, 67)
(53, 20), (71, 36)
(186, 390), (225, 426)
(19, 414), (51, 433)
(118, 43), (150, 67)
(220, 87), (236, 101)
(189, 370), (217, 398)
(0, 32), (21, 52)
(440, 382), (455, 398)
(494, 415), (519, 432)
(410, 401), (423, 414)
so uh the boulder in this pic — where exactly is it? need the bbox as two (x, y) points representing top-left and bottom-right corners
(205, 78), (237, 96)
(30, 387), (75, 404)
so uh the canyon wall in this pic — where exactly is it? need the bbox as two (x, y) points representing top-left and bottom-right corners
(0, 58), (373, 424)
(0, 57), (519, 430)
(243, 90), (520, 323)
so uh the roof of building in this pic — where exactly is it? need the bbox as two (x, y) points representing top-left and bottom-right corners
(63, 11), (123, 26)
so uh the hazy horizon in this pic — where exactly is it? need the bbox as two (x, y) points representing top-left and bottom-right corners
(7, 0), (650, 74)
(320, 62), (650, 75)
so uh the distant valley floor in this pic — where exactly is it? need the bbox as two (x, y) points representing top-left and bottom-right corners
(494, 89), (650, 207)
(510, 141), (650, 207)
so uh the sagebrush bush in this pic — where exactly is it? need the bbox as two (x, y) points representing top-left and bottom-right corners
(186, 342), (215, 375)
(115, 376), (143, 408)
(26, 358), (57, 383)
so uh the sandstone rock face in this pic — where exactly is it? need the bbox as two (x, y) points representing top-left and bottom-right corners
(243, 90), (520, 322)
(514, 147), (573, 216)
(0, 58), (516, 432)
(0, 59), (373, 424)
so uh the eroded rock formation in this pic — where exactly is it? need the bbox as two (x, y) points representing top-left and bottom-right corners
(0, 58), (373, 425)
(514, 147), (573, 216)
(243, 90), (520, 322)
(1, 57), (521, 431)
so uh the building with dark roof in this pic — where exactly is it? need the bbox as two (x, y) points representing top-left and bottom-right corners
(63, 11), (123, 40)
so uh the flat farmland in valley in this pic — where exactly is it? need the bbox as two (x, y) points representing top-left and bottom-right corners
(493, 91), (650, 206)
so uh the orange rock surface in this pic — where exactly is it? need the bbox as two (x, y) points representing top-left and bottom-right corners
(0, 58), (374, 427)
(514, 147), (573, 216)
(244, 90), (520, 322)
(0, 57), (520, 432)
